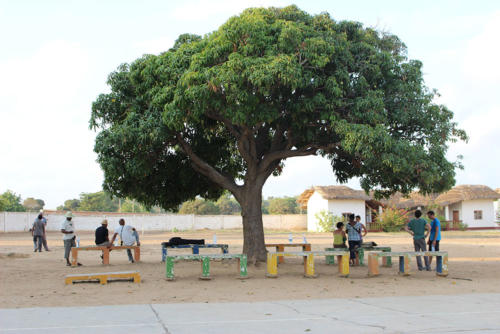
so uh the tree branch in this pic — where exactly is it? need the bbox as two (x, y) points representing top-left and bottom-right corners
(176, 133), (241, 197)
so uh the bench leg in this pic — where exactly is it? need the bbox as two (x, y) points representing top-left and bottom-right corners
(238, 255), (248, 278)
(192, 245), (199, 255)
(368, 253), (379, 276)
(134, 247), (140, 262)
(200, 256), (211, 280)
(99, 276), (107, 285)
(71, 248), (78, 267)
(339, 254), (350, 277)
(399, 255), (410, 276)
(382, 251), (392, 267)
(133, 273), (141, 283)
(222, 245), (228, 254)
(102, 249), (110, 265)
(266, 253), (278, 278)
(304, 254), (316, 278)
(277, 246), (284, 264)
(65, 277), (72, 285)
(325, 248), (335, 265)
(358, 248), (365, 266)
(162, 245), (166, 262)
(166, 257), (175, 280)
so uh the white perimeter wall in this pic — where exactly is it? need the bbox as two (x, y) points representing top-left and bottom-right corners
(461, 200), (496, 228)
(307, 191), (329, 231)
(0, 212), (306, 233)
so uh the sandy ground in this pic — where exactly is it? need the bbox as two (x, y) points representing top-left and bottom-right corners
(1, 229), (500, 309)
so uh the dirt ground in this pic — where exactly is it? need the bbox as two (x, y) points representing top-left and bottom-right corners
(1, 229), (500, 309)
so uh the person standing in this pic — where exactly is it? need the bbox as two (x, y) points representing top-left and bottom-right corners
(110, 218), (140, 263)
(38, 210), (50, 251)
(405, 210), (431, 271)
(60, 211), (81, 266)
(31, 214), (45, 252)
(427, 210), (441, 267)
(355, 215), (367, 244)
(346, 214), (365, 265)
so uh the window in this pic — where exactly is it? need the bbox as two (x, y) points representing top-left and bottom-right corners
(474, 210), (483, 220)
(342, 212), (352, 221)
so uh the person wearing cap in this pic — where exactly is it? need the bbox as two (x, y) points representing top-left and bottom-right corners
(95, 219), (111, 247)
(60, 211), (81, 266)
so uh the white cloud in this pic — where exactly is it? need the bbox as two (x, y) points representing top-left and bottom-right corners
(170, 0), (287, 22)
(462, 11), (500, 83)
(133, 37), (175, 55)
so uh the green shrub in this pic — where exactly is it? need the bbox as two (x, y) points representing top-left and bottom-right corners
(315, 210), (344, 232)
(377, 207), (409, 232)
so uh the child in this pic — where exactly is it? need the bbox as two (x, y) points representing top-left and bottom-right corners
(333, 222), (347, 248)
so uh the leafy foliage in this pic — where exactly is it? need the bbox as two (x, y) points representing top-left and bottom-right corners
(89, 5), (466, 259)
(268, 196), (299, 214)
(314, 210), (344, 232)
(22, 198), (45, 211)
(377, 207), (409, 232)
(0, 190), (25, 212)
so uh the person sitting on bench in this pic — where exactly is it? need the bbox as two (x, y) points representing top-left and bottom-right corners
(95, 219), (112, 246)
(110, 219), (140, 263)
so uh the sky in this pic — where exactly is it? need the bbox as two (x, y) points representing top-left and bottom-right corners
(0, 0), (499, 209)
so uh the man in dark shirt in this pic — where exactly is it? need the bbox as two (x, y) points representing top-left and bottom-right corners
(95, 219), (111, 246)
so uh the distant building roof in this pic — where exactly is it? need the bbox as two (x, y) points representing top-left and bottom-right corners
(297, 186), (370, 209)
(435, 185), (500, 206)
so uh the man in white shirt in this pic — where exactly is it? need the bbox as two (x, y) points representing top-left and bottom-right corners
(110, 218), (140, 263)
(60, 211), (81, 266)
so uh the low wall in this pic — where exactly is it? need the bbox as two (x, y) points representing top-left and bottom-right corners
(0, 212), (306, 232)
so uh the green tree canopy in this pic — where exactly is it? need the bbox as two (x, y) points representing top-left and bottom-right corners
(268, 196), (299, 214)
(57, 199), (81, 212)
(22, 198), (45, 212)
(90, 6), (466, 261)
(216, 193), (241, 214)
(78, 191), (119, 212)
(0, 190), (25, 212)
(178, 198), (220, 215)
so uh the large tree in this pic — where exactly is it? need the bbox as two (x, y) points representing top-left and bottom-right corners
(90, 6), (466, 262)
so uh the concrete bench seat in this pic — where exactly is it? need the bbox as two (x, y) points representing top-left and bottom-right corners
(166, 253), (248, 280)
(71, 246), (140, 266)
(325, 246), (392, 267)
(161, 243), (228, 262)
(65, 271), (140, 285)
(367, 251), (448, 277)
(266, 250), (350, 278)
(265, 243), (311, 264)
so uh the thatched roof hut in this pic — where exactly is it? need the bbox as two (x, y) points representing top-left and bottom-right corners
(297, 186), (370, 209)
(381, 192), (438, 209)
(435, 185), (500, 206)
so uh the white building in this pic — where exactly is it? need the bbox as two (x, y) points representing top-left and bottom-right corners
(435, 185), (500, 229)
(298, 186), (381, 232)
(495, 188), (500, 222)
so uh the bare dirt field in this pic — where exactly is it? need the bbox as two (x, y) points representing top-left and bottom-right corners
(1, 229), (500, 309)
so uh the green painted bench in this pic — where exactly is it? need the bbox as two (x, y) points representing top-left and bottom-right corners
(166, 253), (247, 280)
(367, 251), (448, 277)
(325, 246), (392, 266)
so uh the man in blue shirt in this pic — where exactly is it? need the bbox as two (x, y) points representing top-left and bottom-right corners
(346, 214), (366, 266)
(427, 210), (441, 267)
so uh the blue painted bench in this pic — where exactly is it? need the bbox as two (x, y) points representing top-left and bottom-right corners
(161, 243), (229, 262)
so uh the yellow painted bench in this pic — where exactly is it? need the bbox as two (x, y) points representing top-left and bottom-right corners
(71, 246), (140, 266)
(65, 271), (141, 285)
(266, 250), (350, 278)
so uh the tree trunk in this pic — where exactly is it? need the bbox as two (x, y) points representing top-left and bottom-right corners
(240, 185), (267, 263)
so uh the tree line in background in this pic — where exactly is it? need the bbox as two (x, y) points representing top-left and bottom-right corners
(0, 189), (303, 215)
(0, 190), (44, 212)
